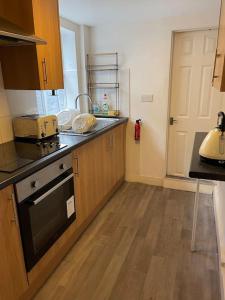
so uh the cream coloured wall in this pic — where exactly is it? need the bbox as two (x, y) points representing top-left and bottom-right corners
(90, 12), (220, 184)
(0, 65), (13, 144)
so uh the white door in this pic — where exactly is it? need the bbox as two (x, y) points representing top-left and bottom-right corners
(167, 29), (225, 177)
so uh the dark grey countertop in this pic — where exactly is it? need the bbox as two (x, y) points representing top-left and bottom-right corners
(0, 117), (128, 190)
(189, 132), (225, 181)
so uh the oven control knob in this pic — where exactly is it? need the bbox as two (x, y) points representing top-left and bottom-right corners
(31, 180), (39, 189)
(59, 163), (66, 170)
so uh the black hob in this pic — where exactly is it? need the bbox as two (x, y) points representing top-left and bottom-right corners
(0, 137), (67, 173)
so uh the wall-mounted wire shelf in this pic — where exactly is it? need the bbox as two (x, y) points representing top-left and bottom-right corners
(87, 64), (119, 71)
(86, 52), (120, 115)
(88, 83), (119, 89)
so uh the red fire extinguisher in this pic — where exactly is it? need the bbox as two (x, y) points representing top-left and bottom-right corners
(135, 119), (141, 141)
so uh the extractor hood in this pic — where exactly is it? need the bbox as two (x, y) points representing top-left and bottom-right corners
(0, 19), (46, 46)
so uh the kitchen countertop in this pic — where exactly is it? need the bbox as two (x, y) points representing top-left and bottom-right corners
(189, 132), (225, 181)
(0, 117), (128, 190)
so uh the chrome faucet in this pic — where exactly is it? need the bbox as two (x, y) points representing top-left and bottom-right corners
(75, 93), (93, 112)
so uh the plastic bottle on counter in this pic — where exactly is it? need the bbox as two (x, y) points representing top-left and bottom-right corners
(101, 93), (110, 114)
(92, 103), (101, 114)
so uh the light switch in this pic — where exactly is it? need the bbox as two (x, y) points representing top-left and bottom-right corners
(141, 94), (154, 102)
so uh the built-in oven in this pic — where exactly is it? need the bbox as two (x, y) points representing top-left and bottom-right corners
(15, 153), (76, 272)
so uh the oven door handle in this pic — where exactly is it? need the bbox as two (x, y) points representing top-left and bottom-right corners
(32, 173), (74, 206)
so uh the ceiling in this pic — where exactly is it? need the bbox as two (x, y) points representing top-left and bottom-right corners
(59, 0), (220, 26)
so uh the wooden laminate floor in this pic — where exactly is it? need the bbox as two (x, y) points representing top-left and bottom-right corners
(34, 183), (220, 300)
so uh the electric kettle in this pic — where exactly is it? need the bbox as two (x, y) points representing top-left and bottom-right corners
(199, 111), (225, 165)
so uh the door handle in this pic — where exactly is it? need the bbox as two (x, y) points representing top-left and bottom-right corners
(169, 117), (178, 125)
(33, 174), (74, 205)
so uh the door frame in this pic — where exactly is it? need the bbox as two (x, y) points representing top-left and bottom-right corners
(165, 26), (218, 178)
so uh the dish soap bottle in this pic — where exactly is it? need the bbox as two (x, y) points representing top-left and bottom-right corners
(102, 94), (110, 114)
(101, 93), (110, 114)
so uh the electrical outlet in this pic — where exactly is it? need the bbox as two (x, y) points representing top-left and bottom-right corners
(141, 94), (154, 102)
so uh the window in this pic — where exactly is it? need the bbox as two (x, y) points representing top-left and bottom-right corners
(37, 26), (79, 114)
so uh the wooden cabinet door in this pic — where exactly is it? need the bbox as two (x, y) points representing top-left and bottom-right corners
(73, 135), (104, 226)
(100, 124), (126, 198)
(33, 0), (64, 90)
(213, 0), (225, 91)
(0, 0), (64, 90)
(0, 185), (28, 300)
(101, 130), (114, 197)
(111, 124), (126, 185)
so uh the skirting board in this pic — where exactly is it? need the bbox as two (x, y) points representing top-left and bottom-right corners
(213, 186), (225, 300)
(126, 174), (213, 194)
(163, 177), (214, 194)
(125, 174), (163, 186)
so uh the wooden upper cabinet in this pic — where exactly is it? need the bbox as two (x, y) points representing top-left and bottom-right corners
(32, 0), (64, 90)
(0, 185), (28, 300)
(0, 0), (34, 33)
(0, 0), (64, 90)
(213, 0), (225, 91)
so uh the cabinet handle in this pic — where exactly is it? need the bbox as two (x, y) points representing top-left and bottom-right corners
(110, 135), (114, 150)
(42, 58), (48, 85)
(212, 50), (224, 82)
(74, 157), (79, 176)
(106, 136), (110, 151)
(10, 193), (19, 226)
(212, 50), (218, 83)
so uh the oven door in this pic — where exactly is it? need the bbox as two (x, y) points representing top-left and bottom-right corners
(18, 170), (75, 271)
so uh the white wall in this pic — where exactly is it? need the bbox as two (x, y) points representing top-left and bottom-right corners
(90, 12), (220, 184)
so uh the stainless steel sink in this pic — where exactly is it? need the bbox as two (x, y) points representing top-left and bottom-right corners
(60, 117), (120, 136)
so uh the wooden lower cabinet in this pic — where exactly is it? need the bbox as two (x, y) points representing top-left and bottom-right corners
(0, 185), (28, 300)
(73, 124), (126, 227)
(19, 123), (126, 299)
(73, 134), (105, 226)
(111, 124), (126, 186)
